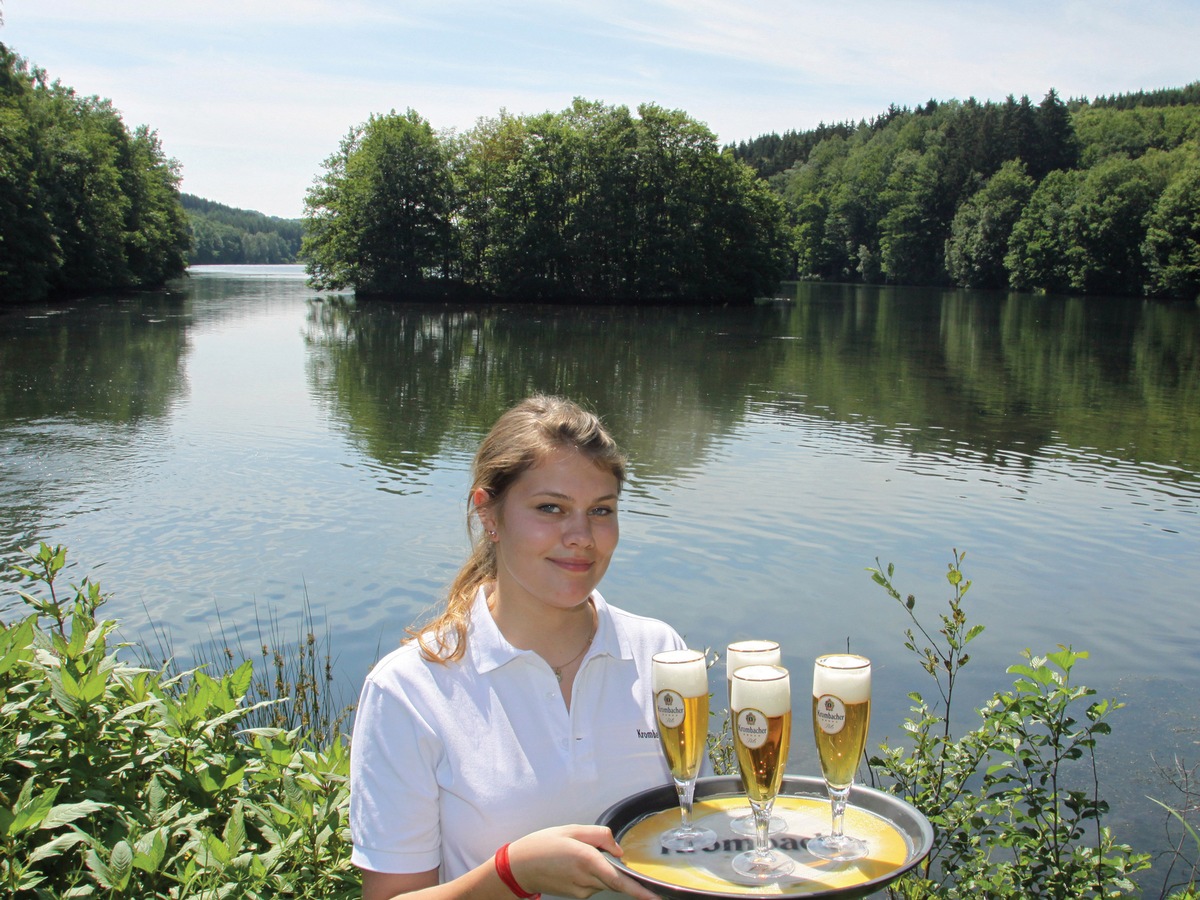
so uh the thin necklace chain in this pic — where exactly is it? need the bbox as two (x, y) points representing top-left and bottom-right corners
(552, 603), (597, 682)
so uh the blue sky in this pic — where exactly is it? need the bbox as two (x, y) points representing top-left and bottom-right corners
(4, 0), (1197, 219)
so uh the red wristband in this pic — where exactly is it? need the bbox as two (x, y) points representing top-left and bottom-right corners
(494, 842), (541, 900)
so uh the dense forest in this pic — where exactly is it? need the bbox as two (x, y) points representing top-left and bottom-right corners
(4, 30), (1199, 303)
(184, 194), (303, 264)
(302, 100), (791, 303)
(0, 43), (191, 303)
(732, 85), (1200, 299)
(307, 86), (1200, 303)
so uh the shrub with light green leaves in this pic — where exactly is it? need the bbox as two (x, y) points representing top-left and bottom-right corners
(0, 544), (358, 899)
(867, 550), (1152, 899)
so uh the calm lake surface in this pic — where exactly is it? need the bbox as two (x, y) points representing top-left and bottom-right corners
(2, 265), (1197, 882)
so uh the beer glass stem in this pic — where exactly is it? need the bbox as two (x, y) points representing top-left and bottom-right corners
(675, 776), (698, 831)
(752, 799), (773, 857)
(828, 783), (850, 839)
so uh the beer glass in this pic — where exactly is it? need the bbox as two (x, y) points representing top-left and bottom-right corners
(730, 664), (794, 879)
(809, 654), (872, 861)
(725, 640), (784, 836)
(652, 649), (717, 851)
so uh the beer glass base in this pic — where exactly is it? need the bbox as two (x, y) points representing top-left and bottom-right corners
(658, 824), (718, 852)
(729, 812), (786, 836)
(731, 848), (795, 880)
(806, 833), (870, 862)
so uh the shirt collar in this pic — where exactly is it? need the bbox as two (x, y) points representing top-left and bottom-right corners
(468, 586), (630, 675)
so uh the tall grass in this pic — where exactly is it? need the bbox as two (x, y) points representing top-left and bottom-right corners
(136, 587), (353, 748)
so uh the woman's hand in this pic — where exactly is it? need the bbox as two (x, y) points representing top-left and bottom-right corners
(506, 824), (660, 899)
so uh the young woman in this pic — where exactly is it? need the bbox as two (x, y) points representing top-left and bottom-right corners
(351, 395), (686, 900)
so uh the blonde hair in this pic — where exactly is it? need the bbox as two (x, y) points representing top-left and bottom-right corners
(409, 395), (627, 663)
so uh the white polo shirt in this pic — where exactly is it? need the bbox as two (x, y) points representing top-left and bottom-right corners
(350, 587), (686, 893)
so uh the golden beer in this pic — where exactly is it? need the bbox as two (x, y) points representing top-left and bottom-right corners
(734, 709), (791, 802)
(811, 697), (870, 788)
(655, 691), (708, 780)
(651, 648), (717, 851)
(809, 653), (872, 862)
(729, 664), (795, 880)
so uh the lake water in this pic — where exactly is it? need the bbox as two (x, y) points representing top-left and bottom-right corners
(1, 265), (1197, 887)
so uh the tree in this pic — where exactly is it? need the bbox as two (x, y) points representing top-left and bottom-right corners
(301, 109), (454, 294)
(826, 126), (893, 282)
(0, 45), (56, 299)
(999, 94), (1038, 167)
(1142, 161), (1200, 299)
(1005, 169), (1081, 292)
(1065, 155), (1162, 294)
(783, 135), (850, 279)
(1, 44), (189, 302)
(1033, 88), (1079, 175)
(37, 91), (132, 292)
(879, 147), (945, 284)
(448, 111), (523, 284)
(120, 126), (190, 284)
(447, 99), (789, 302)
(557, 99), (640, 297)
(946, 160), (1036, 289)
(631, 102), (719, 297)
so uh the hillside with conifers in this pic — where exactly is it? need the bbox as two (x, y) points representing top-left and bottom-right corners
(732, 85), (1200, 299)
(183, 194), (303, 265)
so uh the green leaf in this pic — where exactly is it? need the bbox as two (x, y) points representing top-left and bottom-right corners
(41, 799), (106, 830)
(78, 665), (109, 704)
(27, 830), (92, 863)
(109, 840), (134, 891)
(85, 847), (114, 889)
(1047, 646), (1087, 672)
(133, 828), (168, 873)
(204, 831), (232, 867)
(58, 666), (85, 700)
(0, 618), (35, 675)
(11, 782), (61, 834)
(224, 802), (247, 851)
(194, 765), (223, 794)
(228, 659), (254, 699)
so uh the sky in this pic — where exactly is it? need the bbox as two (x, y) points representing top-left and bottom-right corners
(3, 0), (1198, 220)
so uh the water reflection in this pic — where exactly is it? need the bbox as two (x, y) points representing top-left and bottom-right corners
(301, 298), (795, 484)
(301, 284), (1200, 492)
(0, 294), (190, 423)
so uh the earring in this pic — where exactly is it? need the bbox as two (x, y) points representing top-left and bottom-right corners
(488, 530), (497, 538)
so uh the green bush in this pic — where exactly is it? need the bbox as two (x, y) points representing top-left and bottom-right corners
(867, 550), (1152, 898)
(0, 544), (358, 898)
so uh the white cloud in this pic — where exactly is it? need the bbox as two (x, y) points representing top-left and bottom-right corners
(5, 0), (1198, 217)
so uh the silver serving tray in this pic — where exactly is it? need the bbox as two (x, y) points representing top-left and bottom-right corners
(596, 775), (934, 899)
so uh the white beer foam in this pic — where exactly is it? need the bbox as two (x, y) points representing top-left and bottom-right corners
(726, 640), (781, 678)
(731, 664), (791, 715)
(812, 655), (872, 702)
(653, 649), (708, 696)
